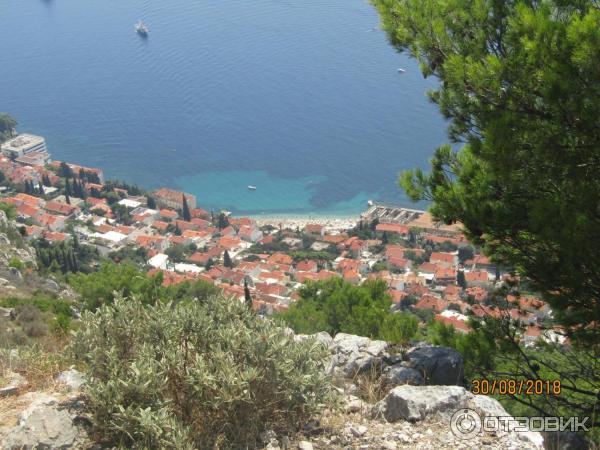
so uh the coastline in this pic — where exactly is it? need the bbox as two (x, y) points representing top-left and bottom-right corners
(244, 212), (360, 232)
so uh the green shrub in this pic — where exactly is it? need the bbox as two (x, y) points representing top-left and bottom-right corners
(71, 295), (332, 449)
(379, 312), (419, 345)
(0, 202), (16, 220)
(279, 278), (396, 339)
(8, 257), (23, 270)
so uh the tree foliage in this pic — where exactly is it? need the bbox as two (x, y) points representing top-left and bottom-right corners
(0, 113), (17, 142)
(280, 278), (418, 343)
(372, 0), (600, 341)
(182, 194), (191, 221)
(68, 262), (220, 311)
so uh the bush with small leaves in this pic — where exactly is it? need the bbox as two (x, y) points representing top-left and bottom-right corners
(71, 294), (332, 449)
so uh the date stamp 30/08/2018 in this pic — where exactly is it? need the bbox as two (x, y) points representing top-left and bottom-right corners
(471, 379), (561, 396)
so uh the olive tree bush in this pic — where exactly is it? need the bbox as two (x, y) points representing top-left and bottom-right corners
(71, 295), (332, 449)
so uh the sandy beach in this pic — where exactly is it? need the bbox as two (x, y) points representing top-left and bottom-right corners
(250, 214), (359, 232)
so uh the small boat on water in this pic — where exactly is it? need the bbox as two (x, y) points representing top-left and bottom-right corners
(135, 20), (148, 37)
(367, 200), (374, 206)
(397, 68), (406, 73)
(248, 185), (257, 191)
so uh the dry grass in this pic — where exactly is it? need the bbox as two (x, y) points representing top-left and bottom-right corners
(0, 343), (70, 393)
(352, 363), (388, 404)
(0, 393), (32, 429)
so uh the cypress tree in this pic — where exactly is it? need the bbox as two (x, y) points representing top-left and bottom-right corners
(244, 278), (252, 309)
(147, 196), (156, 209)
(223, 250), (233, 268)
(65, 177), (72, 196)
(457, 270), (467, 289)
(218, 213), (229, 230)
(182, 194), (191, 221)
(69, 248), (79, 272)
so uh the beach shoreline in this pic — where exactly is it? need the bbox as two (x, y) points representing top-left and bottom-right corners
(243, 212), (361, 232)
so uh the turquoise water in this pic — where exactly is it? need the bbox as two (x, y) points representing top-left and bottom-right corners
(0, 0), (446, 215)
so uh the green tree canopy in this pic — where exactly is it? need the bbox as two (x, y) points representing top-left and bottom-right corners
(373, 0), (600, 342)
(68, 262), (220, 310)
(182, 194), (191, 221)
(280, 277), (418, 343)
(0, 113), (17, 142)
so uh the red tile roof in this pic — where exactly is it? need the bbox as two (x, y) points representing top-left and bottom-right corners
(45, 200), (78, 216)
(375, 223), (409, 235)
(465, 271), (489, 283)
(305, 224), (324, 234)
(430, 252), (456, 265)
(159, 209), (178, 219)
(415, 294), (449, 311)
(296, 260), (318, 272)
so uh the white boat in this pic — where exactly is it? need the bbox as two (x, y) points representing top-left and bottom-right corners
(397, 68), (406, 73)
(367, 200), (374, 206)
(248, 185), (257, 191)
(135, 20), (148, 36)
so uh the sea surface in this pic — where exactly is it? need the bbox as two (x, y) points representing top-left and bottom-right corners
(0, 0), (447, 216)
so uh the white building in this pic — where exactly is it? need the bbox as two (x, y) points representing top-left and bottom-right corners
(118, 198), (142, 209)
(1, 134), (48, 158)
(91, 231), (128, 247)
(148, 253), (169, 270)
(174, 263), (203, 274)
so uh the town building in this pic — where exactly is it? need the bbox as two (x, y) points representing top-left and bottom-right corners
(151, 188), (197, 211)
(15, 151), (51, 166)
(1, 134), (48, 159)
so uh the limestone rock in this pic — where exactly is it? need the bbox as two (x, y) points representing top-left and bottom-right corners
(383, 364), (425, 387)
(349, 425), (368, 437)
(297, 441), (313, 450)
(344, 395), (368, 414)
(328, 333), (389, 378)
(3, 393), (85, 449)
(294, 331), (333, 348)
(374, 385), (468, 422)
(0, 371), (27, 397)
(56, 369), (85, 391)
(404, 346), (464, 385)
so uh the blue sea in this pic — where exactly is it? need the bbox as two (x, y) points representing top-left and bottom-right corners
(0, 0), (446, 216)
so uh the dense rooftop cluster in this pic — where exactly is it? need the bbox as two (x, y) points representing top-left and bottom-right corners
(0, 137), (564, 346)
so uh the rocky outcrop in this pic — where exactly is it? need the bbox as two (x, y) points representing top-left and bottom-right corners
(297, 330), (463, 388)
(57, 369), (86, 391)
(382, 365), (425, 387)
(0, 211), (37, 269)
(2, 392), (88, 449)
(0, 371), (27, 397)
(287, 331), (544, 449)
(371, 385), (543, 449)
(326, 333), (389, 378)
(294, 331), (333, 348)
(399, 345), (464, 386)
(373, 385), (468, 422)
